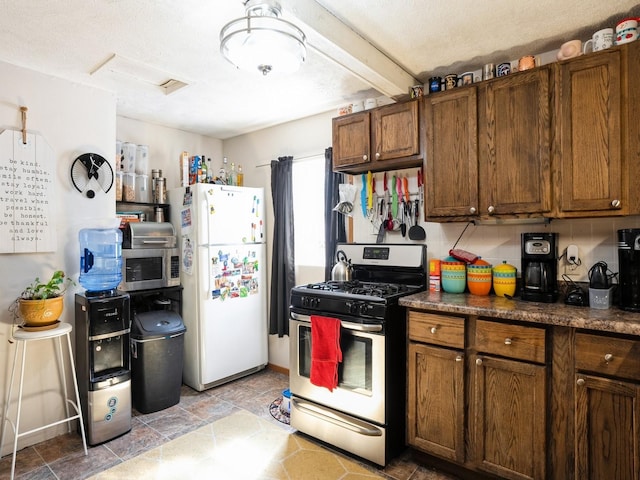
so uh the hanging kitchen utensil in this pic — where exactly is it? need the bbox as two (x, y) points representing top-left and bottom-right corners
(391, 175), (398, 218)
(366, 171), (373, 211)
(400, 199), (407, 237)
(361, 173), (368, 217)
(408, 199), (426, 240)
(403, 177), (409, 203)
(418, 167), (424, 207)
(376, 198), (386, 243)
(70, 153), (114, 199)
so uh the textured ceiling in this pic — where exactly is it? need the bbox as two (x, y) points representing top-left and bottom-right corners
(0, 1), (638, 139)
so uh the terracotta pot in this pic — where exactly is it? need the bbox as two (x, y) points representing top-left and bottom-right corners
(18, 296), (63, 327)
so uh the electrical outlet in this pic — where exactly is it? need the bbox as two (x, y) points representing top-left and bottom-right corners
(563, 244), (586, 280)
(566, 244), (579, 265)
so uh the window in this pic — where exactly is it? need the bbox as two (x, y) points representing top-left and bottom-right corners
(292, 155), (325, 267)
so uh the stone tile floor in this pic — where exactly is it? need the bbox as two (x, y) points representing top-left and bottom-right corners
(0, 369), (459, 480)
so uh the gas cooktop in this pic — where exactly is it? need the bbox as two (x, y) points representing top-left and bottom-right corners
(298, 280), (421, 300)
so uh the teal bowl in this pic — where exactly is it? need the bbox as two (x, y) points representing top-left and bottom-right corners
(441, 269), (466, 293)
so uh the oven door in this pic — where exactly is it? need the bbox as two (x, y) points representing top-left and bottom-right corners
(289, 312), (385, 424)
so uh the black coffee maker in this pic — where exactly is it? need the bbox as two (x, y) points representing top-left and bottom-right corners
(618, 229), (640, 311)
(521, 232), (558, 303)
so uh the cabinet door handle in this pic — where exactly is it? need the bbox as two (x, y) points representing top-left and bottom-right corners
(604, 353), (613, 362)
(362, 154), (368, 161)
(469, 207), (477, 214)
(576, 378), (585, 386)
(476, 358), (483, 366)
(455, 355), (463, 362)
(430, 326), (437, 334)
(487, 205), (495, 214)
(611, 199), (621, 208)
(504, 338), (512, 345)
(375, 152), (380, 159)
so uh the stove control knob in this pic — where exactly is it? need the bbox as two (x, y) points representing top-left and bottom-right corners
(359, 303), (369, 316)
(312, 297), (320, 308)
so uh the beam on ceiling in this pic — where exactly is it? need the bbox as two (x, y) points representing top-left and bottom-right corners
(281, 0), (419, 98)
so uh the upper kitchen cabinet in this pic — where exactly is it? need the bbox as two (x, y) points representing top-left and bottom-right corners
(554, 41), (640, 217)
(332, 100), (422, 173)
(426, 68), (551, 221)
(478, 67), (552, 218)
(425, 87), (479, 219)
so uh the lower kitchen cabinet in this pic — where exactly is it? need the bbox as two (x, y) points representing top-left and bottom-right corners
(471, 354), (546, 480)
(574, 332), (640, 480)
(407, 343), (465, 462)
(574, 374), (640, 480)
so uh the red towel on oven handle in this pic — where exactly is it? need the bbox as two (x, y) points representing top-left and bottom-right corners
(310, 315), (342, 391)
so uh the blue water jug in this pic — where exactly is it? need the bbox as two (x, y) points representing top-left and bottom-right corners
(79, 228), (123, 292)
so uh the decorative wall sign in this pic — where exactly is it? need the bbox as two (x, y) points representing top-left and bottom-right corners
(0, 129), (56, 253)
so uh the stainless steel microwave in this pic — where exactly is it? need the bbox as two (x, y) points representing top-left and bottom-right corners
(119, 247), (180, 291)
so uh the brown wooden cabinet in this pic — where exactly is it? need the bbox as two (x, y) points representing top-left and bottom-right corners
(425, 67), (552, 221)
(554, 40), (640, 217)
(574, 332), (640, 480)
(407, 312), (465, 462)
(332, 100), (422, 173)
(478, 67), (552, 218)
(470, 320), (547, 480)
(424, 87), (478, 219)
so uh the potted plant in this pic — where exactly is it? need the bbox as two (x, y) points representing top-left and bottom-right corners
(9, 270), (74, 328)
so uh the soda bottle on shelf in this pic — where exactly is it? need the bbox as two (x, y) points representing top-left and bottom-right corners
(228, 162), (236, 186)
(206, 158), (214, 183)
(199, 153), (208, 183)
(237, 164), (244, 186)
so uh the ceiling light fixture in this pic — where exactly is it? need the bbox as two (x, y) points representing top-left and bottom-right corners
(220, 0), (306, 76)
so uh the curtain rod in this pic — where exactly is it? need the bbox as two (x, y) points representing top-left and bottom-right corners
(256, 152), (325, 168)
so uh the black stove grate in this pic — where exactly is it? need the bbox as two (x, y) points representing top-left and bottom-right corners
(300, 280), (417, 299)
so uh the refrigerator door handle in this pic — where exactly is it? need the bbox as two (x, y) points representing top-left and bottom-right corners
(204, 190), (213, 298)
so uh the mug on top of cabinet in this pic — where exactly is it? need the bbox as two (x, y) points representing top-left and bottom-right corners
(583, 28), (614, 53)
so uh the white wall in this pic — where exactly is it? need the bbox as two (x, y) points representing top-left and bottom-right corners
(0, 61), (116, 454)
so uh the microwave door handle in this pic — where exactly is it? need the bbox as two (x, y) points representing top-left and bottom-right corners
(142, 240), (170, 245)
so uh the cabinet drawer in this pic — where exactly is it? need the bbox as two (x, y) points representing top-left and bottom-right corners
(575, 332), (640, 381)
(475, 319), (545, 363)
(409, 311), (465, 348)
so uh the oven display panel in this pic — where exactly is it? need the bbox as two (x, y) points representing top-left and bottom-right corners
(362, 247), (389, 261)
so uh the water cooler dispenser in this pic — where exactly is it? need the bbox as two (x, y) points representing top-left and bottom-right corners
(75, 227), (132, 445)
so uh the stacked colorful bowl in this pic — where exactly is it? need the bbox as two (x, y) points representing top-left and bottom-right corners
(441, 256), (466, 293)
(467, 258), (492, 295)
(492, 261), (517, 297)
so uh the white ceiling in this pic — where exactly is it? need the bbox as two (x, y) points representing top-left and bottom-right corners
(1, 1), (638, 139)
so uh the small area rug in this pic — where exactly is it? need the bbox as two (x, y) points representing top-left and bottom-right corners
(90, 410), (384, 479)
(269, 396), (290, 425)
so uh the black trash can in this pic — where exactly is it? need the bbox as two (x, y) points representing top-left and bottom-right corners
(131, 310), (186, 413)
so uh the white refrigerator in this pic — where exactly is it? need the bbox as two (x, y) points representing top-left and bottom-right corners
(169, 183), (268, 391)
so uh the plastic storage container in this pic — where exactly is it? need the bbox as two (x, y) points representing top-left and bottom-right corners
(130, 310), (186, 413)
(135, 145), (149, 175)
(135, 174), (150, 202)
(121, 142), (137, 173)
(79, 228), (123, 292)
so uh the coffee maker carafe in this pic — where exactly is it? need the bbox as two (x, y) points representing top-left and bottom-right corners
(521, 232), (558, 303)
(618, 229), (640, 311)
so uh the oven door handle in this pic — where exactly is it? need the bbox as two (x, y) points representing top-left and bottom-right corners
(290, 312), (383, 333)
(292, 398), (382, 437)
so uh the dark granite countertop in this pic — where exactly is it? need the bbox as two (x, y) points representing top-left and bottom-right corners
(400, 290), (640, 337)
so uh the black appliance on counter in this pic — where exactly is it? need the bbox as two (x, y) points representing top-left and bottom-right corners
(75, 291), (132, 445)
(521, 232), (558, 303)
(618, 228), (640, 311)
(289, 243), (426, 467)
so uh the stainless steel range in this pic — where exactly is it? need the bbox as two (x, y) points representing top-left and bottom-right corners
(289, 243), (426, 466)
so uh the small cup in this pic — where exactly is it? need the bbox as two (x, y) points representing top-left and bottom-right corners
(583, 28), (614, 53)
(428, 76), (442, 93)
(364, 98), (378, 109)
(483, 63), (495, 80)
(496, 62), (511, 77)
(410, 85), (424, 98)
(351, 101), (364, 113)
(616, 17), (638, 32)
(444, 74), (458, 90)
(615, 18), (639, 45)
(518, 55), (536, 72)
(460, 72), (474, 85)
(557, 39), (583, 60)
